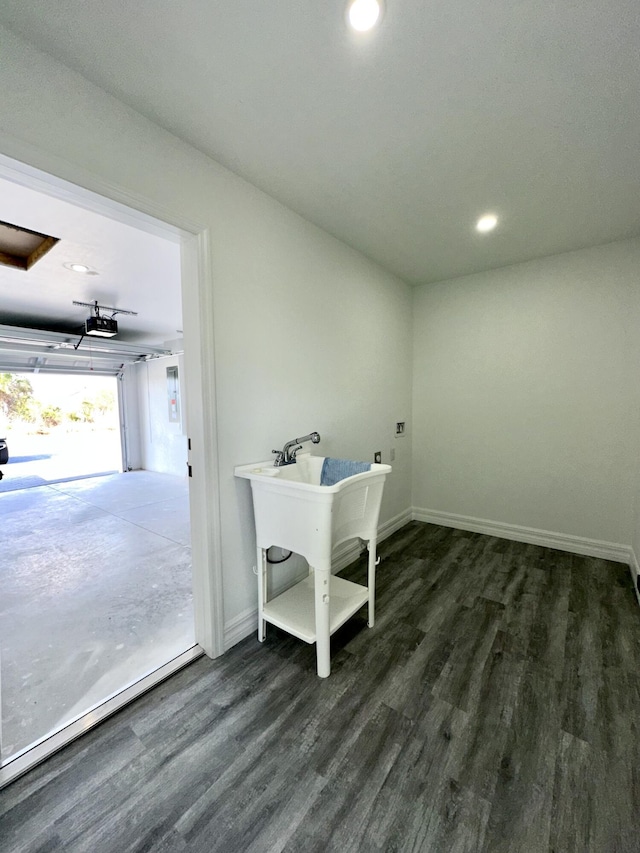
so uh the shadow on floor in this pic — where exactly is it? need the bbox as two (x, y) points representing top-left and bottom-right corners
(7, 454), (52, 463)
(0, 469), (118, 493)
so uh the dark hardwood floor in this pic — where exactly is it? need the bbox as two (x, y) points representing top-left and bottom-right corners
(2, 522), (639, 852)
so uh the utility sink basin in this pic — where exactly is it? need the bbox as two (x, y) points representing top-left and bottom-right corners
(234, 455), (391, 566)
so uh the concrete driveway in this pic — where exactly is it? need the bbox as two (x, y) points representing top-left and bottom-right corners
(0, 427), (122, 493)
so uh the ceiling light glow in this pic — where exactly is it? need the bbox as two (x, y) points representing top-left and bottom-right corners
(64, 262), (91, 273)
(476, 214), (498, 233)
(348, 0), (381, 32)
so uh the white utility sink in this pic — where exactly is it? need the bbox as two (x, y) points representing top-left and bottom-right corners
(234, 454), (391, 677)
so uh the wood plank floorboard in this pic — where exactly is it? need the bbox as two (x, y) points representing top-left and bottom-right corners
(2, 522), (640, 852)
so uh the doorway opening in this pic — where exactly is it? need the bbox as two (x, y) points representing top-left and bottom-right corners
(0, 151), (222, 785)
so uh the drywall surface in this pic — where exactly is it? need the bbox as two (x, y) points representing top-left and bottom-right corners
(133, 357), (188, 476)
(412, 239), (640, 547)
(0, 27), (413, 627)
(119, 368), (142, 470)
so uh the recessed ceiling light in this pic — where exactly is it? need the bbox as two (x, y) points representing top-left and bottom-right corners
(347, 0), (382, 32)
(64, 262), (98, 275)
(476, 214), (498, 233)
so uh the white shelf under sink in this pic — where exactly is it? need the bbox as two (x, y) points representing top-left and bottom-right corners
(262, 574), (369, 644)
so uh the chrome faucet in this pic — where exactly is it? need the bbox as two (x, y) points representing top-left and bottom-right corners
(272, 431), (321, 466)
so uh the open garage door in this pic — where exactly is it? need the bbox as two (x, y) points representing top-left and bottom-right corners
(0, 371), (121, 491)
(0, 324), (171, 491)
(0, 322), (170, 376)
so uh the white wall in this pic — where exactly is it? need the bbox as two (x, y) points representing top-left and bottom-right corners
(119, 369), (142, 470)
(133, 356), (188, 476)
(412, 239), (640, 549)
(0, 27), (413, 632)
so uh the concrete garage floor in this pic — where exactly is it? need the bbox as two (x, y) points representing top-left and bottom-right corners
(1, 471), (195, 762)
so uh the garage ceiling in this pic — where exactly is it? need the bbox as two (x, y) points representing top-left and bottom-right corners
(0, 172), (183, 373)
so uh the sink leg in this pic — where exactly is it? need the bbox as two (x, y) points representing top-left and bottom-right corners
(367, 539), (377, 628)
(257, 546), (267, 642)
(314, 565), (331, 677)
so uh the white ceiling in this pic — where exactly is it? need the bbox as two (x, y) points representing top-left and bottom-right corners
(0, 176), (182, 346)
(0, 1), (639, 285)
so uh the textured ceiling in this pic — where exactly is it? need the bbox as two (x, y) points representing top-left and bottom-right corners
(0, 1), (639, 284)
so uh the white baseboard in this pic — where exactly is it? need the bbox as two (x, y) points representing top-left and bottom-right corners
(330, 507), (414, 574)
(224, 606), (258, 651)
(380, 506), (415, 541)
(412, 507), (632, 565)
(630, 549), (640, 608)
(223, 506), (414, 650)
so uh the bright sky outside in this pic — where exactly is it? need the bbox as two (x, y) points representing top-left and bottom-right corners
(17, 372), (117, 408)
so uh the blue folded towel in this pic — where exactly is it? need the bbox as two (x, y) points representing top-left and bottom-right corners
(320, 457), (371, 486)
